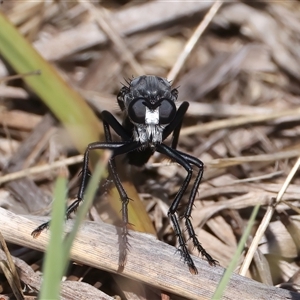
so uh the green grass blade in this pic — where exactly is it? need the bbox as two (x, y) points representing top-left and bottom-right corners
(0, 12), (101, 153)
(40, 155), (108, 299)
(62, 155), (110, 273)
(212, 204), (260, 300)
(39, 175), (67, 300)
(0, 12), (155, 235)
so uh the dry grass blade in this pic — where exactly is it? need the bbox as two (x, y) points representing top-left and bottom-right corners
(78, 0), (145, 75)
(0, 232), (24, 300)
(0, 155), (83, 185)
(194, 192), (268, 229)
(281, 200), (300, 215)
(208, 149), (300, 168)
(168, 0), (223, 82)
(181, 107), (300, 136)
(186, 102), (274, 117)
(0, 208), (296, 300)
(33, 2), (211, 61)
(239, 156), (300, 276)
(0, 248), (114, 300)
(0, 70), (40, 83)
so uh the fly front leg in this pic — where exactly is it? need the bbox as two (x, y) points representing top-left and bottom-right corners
(178, 150), (218, 266)
(156, 143), (198, 274)
(31, 141), (127, 237)
(102, 111), (135, 266)
(108, 141), (142, 266)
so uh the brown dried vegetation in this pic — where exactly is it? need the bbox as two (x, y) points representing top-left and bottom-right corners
(1, 1), (300, 299)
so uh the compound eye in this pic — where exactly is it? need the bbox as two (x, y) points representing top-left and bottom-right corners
(128, 98), (146, 123)
(159, 99), (176, 124)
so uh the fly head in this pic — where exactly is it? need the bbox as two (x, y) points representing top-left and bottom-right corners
(117, 75), (178, 144)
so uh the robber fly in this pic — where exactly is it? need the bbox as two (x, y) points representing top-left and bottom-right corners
(32, 75), (217, 274)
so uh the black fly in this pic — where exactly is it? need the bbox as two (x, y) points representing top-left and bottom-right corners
(32, 75), (217, 274)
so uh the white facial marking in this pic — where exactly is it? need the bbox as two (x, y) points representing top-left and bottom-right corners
(133, 107), (166, 145)
(145, 107), (159, 125)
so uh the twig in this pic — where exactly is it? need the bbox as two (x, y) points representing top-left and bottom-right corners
(168, 0), (223, 82)
(79, 0), (145, 75)
(0, 208), (296, 300)
(0, 155), (83, 185)
(181, 106), (300, 136)
(0, 70), (40, 83)
(239, 156), (300, 276)
(0, 232), (24, 300)
(208, 149), (300, 168)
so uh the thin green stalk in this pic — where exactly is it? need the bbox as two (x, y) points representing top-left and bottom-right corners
(0, 12), (101, 153)
(62, 157), (110, 273)
(212, 204), (260, 300)
(39, 175), (67, 300)
(39, 156), (108, 299)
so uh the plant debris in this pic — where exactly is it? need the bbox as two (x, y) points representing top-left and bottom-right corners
(1, 1), (300, 299)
